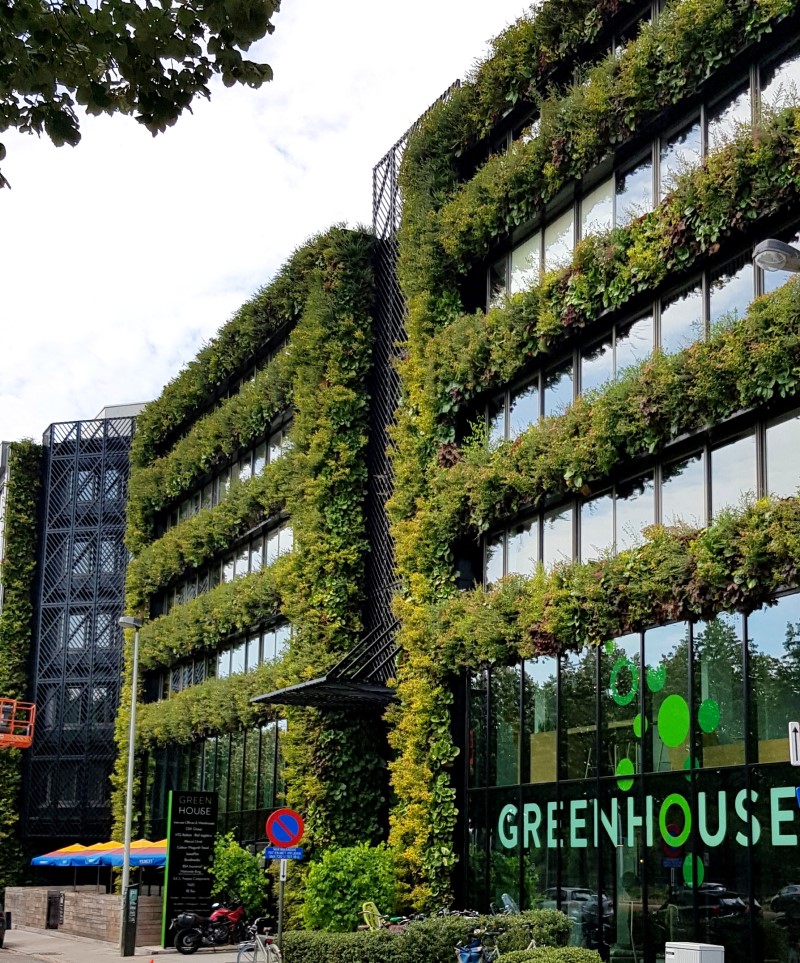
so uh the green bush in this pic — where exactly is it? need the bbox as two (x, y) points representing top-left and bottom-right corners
(501, 951), (601, 963)
(283, 910), (573, 963)
(209, 833), (269, 915)
(303, 843), (397, 932)
(283, 931), (398, 963)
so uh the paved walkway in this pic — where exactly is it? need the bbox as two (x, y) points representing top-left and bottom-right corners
(3, 927), (241, 963)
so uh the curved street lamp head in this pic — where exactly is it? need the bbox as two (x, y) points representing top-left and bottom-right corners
(118, 615), (143, 630)
(753, 238), (800, 273)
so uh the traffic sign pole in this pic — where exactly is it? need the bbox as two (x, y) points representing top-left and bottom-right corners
(277, 859), (287, 954)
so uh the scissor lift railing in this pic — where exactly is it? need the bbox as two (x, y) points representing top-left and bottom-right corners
(0, 698), (36, 749)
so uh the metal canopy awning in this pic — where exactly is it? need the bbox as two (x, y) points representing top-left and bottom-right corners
(252, 620), (399, 709)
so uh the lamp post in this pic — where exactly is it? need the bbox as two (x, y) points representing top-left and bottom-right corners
(118, 615), (143, 957)
(753, 238), (800, 274)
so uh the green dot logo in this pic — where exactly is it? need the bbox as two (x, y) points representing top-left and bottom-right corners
(610, 658), (639, 707)
(633, 713), (649, 738)
(616, 757), (635, 791)
(683, 853), (704, 887)
(698, 699), (720, 734)
(657, 694), (690, 748)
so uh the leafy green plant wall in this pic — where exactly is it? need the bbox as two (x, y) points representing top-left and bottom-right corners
(0, 441), (42, 894)
(389, 0), (800, 908)
(111, 227), (386, 854)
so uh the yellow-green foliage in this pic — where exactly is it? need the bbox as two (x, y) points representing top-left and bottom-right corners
(0, 441), (42, 893)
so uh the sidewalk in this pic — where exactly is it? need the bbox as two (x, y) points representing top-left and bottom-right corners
(3, 927), (241, 963)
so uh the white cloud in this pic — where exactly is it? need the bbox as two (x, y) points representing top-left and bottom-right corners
(0, 0), (529, 441)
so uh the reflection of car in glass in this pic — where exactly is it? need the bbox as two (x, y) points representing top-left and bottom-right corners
(539, 888), (613, 954)
(771, 885), (800, 914)
(665, 884), (750, 918)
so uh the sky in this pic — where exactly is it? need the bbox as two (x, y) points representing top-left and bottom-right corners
(0, 0), (532, 443)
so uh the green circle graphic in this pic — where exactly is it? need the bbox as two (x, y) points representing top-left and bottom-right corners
(647, 664), (667, 693)
(604, 641), (615, 654)
(682, 853), (704, 888)
(659, 793), (691, 847)
(657, 694), (690, 747)
(610, 658), (639, 707)
(698, 699), (720, 734)
(616, 757), (635, 791)
(633, 714), (649, 738)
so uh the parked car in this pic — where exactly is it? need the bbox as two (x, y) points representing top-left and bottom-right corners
(771, 885), (800, 914)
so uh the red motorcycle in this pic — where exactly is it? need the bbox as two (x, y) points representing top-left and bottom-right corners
(172, 899), (247, 955)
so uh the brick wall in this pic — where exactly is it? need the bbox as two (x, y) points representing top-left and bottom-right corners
(5, 888), (163, 945)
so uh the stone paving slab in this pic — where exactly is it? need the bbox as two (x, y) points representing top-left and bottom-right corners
(3, 926), (241, 963)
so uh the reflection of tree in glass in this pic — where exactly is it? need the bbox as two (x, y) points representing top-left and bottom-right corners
(490, 665), (522, 786)
(695, 618), (744, 750)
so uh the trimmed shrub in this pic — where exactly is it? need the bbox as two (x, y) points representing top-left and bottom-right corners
(283, 931), (397, 963)
(501, 951), (602, 963)
(283, 910), (573, 963)
(303, 843), (397, 932)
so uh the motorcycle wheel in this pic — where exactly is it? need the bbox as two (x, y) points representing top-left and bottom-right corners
(175, 930), (202, 955)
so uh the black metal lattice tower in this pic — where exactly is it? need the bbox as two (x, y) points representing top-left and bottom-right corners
(22, 416), (136, 841)
(364, 84), (460, 637)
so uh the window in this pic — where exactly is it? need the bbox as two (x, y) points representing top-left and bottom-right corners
(230, 642), (246, 676)
(615, 155), (653, 226)
(64, 686), (83, 727)
(72, 538), (94, 577)
(77, 469), (96, 502)
(615, 315), (653, 374)
(581, 335), (614, 394)
(508, 381), (539, 438)
(659, 120), (701, 199)
(761, 49), (800, 110)
(250, 537), (264, 572)
(246, 633), (261, 671)
(543, 361), (573, 418)
(275, 623), (291, 660)
(767, 412), (800, 498)
(104, 467), (123, 501)
(707, 84), (751, 152)
(222, 554), (235, 583)
(236, 546), (250, 579)
(254, 443), (267, 475)
(615, 473), (655, 550)
(67, 612), (90, 650)
(506, 519), (538, 576)
(510, 231), (541, 293)
(580, 178), (614, 238)
(91, 685), (114, 725)
(710, 433), (756, 516)
(661, 452), (706, 527)
(99, 538), (119, 575)
(708, 257), (754, 327)
(543, 208), (574, 271)
(660, 281), (703, 354)
(580, 491), (613, 563)
(217, 649), (231, 680)
(542, 507), (573, 568)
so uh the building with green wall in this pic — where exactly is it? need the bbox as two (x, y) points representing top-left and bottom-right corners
(50, 1), (800, 960)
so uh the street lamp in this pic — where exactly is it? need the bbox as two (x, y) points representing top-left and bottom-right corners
(753, 238), (800, 273)
(118, 615), (143, 957)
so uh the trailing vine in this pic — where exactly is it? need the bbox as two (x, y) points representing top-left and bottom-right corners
(112, 227), (383, 854)
(0, 441), (42, 894)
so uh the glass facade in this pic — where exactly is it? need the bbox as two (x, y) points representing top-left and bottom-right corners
(146, 722), (286, 842)
(466, 594), (800, 961)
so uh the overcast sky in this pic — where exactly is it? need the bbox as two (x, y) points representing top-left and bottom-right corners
(0, 0), (530, 443)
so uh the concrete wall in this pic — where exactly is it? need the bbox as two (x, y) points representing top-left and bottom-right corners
(5, 888), (163, 945)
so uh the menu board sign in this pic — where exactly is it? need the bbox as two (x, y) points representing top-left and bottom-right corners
(161, 791), (219, 946)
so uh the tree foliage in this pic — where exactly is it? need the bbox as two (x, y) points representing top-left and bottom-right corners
(0, 0), (282, 187)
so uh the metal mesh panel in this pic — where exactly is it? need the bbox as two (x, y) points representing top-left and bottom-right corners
(21, 417), (135, 840)
(364, 82), (460, 638)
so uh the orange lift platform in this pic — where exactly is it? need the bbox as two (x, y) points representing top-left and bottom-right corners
(0, 698), (36, 749)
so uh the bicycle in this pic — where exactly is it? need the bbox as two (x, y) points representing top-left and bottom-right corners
(236, 918), (281, 963)
(454, 922), (537, 962)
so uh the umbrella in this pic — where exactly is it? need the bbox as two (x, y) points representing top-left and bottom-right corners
(71, 841), (124, 867)
(31, 844), (89, 867)
(98, 839), (168, 868)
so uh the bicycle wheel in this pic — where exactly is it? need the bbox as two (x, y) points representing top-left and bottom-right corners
(237, 942), (258, 963)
